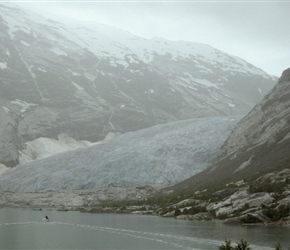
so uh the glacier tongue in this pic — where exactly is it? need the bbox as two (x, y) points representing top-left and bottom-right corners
(0, 116), (239, 192)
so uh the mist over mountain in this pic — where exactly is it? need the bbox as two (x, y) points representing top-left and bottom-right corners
(0, 3), (276, 169)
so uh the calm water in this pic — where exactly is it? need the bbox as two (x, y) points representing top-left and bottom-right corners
(0, 208), (289, 249)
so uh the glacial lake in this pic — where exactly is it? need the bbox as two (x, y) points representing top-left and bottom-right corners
(0, 208), (289, 249)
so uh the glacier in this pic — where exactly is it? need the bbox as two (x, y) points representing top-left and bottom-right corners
(0, 116), (239, 192)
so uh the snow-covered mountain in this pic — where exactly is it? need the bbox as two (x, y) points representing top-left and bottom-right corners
(0, 116), (239, 192)
(0, 3), (276, 168)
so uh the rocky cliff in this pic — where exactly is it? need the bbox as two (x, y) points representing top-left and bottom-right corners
(175, 68), (290, 191)
(0, 3), (276, 168)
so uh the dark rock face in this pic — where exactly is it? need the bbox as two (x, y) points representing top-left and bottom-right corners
(0, 3), (276, 167)
(174, 68), (290, 191)
(217, 68), (290, 161)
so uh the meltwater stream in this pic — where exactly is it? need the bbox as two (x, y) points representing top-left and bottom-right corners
(0, 208), (289, 249)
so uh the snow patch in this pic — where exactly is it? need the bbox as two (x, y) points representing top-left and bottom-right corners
(69, 69), (81, 76)
(195, 64), (213, 73)
(84, 72), (95, 82)
(2, 13), (31, 38)
(21, 41), (30, 46)
(72, 81), (84, 91)
(126, 55), (139, 64)
(145, 89), (155, 94)
(193, 78), (219, 89)
(50, 47), (68, 56)
(0, 62), (7, 70)
(2, 106), (10, 114)
(116, 59), (129, 69)
(127, 69), (141, 74)
(109, 59), (117, 67)
(176, 79), (198, 91)
(10, 99), (37, 113)
(37, 67), (47, 72)
(177, 73), (219, 90)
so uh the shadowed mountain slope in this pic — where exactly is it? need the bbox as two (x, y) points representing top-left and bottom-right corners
(173, 68), (290, 192)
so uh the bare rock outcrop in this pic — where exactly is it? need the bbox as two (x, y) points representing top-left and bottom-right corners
(173, 68), (290, 192)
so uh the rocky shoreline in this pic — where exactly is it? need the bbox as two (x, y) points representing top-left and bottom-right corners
(1, 169), (290, 227)
(0, 185), (166, 211)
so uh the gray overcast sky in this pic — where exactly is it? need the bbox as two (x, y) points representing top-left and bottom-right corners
(6, 0), (290, 76)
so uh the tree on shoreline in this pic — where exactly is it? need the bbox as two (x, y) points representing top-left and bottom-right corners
(218, 239), (250, 250)
(218, 240), (287, 250)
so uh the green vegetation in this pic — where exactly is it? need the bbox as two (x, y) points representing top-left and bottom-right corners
(262, 203), (290, 221)
(218, 239), (250, 250)
(218, 239), (234, 250)
(249, 181), (286, 194)
(99, 199), (146, 208)
(218, 240), (289, 250)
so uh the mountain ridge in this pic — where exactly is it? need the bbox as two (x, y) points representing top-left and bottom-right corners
(0, 2), (276, 168)
(173, 68), (290, 192)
